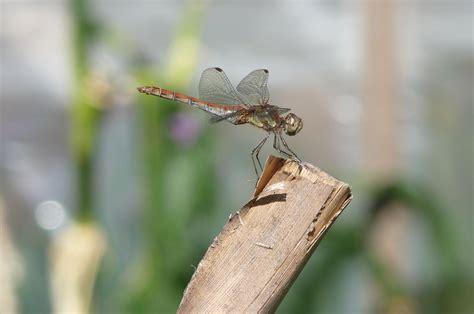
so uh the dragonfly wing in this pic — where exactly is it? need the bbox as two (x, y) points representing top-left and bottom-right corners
(276, 107), (291, 114)
(208, 110), (243, 124)
(236, 69), (270, 105)
(199, 67), (251, 107)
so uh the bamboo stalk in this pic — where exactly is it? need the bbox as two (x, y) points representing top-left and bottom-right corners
(178, 155), (352, 312)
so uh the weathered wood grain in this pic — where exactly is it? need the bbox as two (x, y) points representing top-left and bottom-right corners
(178, 156), (352, 313)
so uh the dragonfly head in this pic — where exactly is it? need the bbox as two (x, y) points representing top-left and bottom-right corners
(283, 113), (303, 136)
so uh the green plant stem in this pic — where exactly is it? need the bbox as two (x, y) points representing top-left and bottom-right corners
(70, 0), (102, 221)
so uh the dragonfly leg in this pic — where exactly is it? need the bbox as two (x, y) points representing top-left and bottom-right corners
(255, 135), (269, 171)
(273, 133), (292, 159)
(279, 134), (302, 162)
(251, 135), (269, 178)
(273, 133), (301, 162)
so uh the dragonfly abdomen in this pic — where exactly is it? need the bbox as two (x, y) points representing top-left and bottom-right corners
(137, 86), (190, 104)
(137, 86), (243, 117)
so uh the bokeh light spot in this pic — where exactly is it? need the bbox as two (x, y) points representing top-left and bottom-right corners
(35, 200), (66, 230)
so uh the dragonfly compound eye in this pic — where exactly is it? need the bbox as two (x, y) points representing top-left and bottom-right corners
(284, 113), (303, 136)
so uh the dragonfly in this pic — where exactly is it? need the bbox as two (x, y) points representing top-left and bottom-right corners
(137, 67), (303, 178)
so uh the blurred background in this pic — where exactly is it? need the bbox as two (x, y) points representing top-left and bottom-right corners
(1, 0), (473, 313)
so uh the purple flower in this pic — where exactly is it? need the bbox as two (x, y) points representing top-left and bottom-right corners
(168, 112), (202, 145)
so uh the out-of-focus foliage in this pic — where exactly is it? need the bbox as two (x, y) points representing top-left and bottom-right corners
(124, 3), (215, 311)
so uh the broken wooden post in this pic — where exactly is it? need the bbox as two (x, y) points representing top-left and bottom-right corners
(178, 155), (352, 312)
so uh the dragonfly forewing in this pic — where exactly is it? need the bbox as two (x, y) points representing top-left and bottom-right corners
(236, 69), (270, 105)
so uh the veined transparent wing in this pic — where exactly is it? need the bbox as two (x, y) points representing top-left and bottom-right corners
(198, 67), (251, 107)
(274, 106), (290, 115)
(236, 69), (270, 105)
(208, 109), (245, 124)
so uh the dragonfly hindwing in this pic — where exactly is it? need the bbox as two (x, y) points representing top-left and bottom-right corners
(209, 110), (246, 124)
(199, 67), (251, 106)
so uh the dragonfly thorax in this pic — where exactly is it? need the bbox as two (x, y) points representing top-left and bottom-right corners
(283, 113), (303, 136)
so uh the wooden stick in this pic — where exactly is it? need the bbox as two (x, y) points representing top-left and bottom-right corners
(178, 156), (352, 312)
